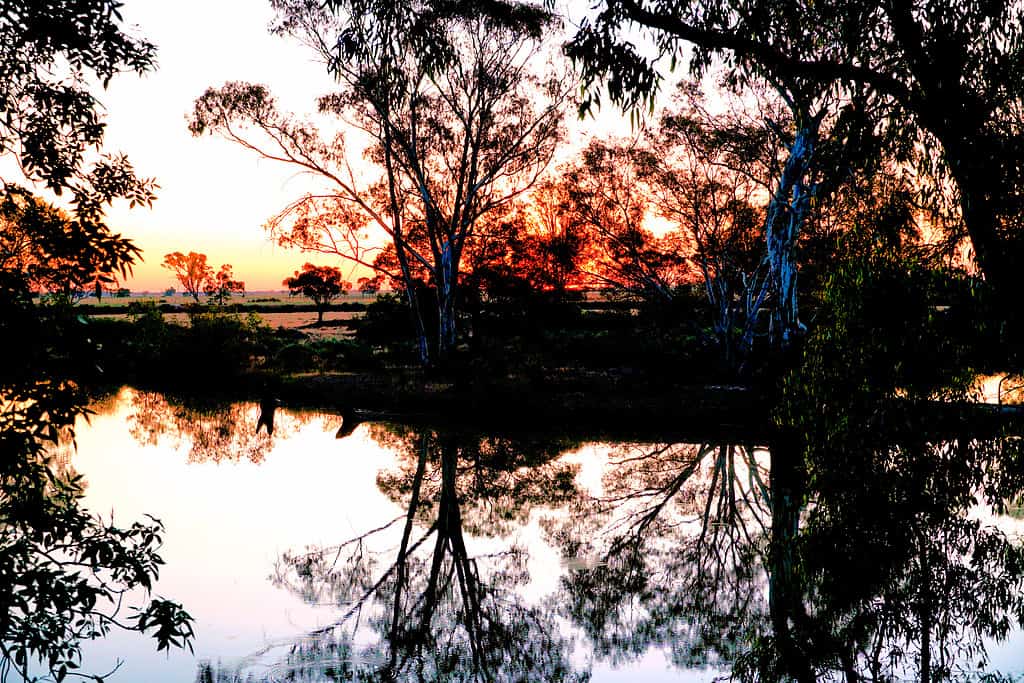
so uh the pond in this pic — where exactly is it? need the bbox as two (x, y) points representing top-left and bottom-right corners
(52, 388), (1024, 681)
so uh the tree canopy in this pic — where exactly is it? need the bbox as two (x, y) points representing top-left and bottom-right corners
(284, 263), (349, 322)
(564, 0), (1024, 322)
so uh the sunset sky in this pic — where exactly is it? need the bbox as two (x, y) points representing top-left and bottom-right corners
(95, 0), (339, 292)
(74, 0), (639, 292)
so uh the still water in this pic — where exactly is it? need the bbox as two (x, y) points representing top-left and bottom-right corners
(63, 388), (1024, 681)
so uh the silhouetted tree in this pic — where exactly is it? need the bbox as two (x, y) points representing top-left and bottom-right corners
(565, 138), (692, 302)
(0, 188), (140, 303)
(284, 263), (349, 323)
(189, 5), (567, 365)
(564, 0), (1024, 341)
(0, 2), (195, 677)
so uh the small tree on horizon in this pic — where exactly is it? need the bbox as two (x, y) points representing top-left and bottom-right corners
(204, 264), (245, 306)
(162, 251), (213, 302)
(283, 263), (350, 323)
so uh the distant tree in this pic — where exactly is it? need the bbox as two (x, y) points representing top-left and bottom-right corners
(515, 181), (590, 296)
(284, 263), (350, 323)
(115, 287), (131, 298)
(162, 252), (214, 303)
(204, 264), (245, 306)
(564, 138), (692, 302)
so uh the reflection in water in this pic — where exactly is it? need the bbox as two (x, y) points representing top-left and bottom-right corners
(197, 427), (588, 682)
(182, 419), (1024, 682)
(77, 391), (1024, 681)
(759, 433), (1024, 683)
(548, 442), (771, 671)
(120, 390), (311, 464)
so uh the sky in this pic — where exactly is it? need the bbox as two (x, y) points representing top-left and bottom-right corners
(94, 0), (363, 292)
(69, 0), (639, 293)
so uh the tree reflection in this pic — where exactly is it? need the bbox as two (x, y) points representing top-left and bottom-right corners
(548, 441), (771, 670)
(546, 435), (1024, 682)
(753, 433), (1024, 683)
(121, 390), (312, 464)
(199, 427), (588, 682)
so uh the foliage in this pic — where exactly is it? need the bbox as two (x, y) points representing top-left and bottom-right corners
(354, 293), (420, 357)
(0, 2), (197, 669)
(203, 264), (245, 307)
(767, 232), (1024, 681)
(0, 0), (157, 197)
(0, 187), (141, 302)
(283, 263), (349, 323)
(161, 252), (213, 303)
(162, 252), (244, 306)
(0, 389), (195, 679)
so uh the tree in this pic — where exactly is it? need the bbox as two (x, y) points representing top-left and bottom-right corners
(0, 188), (141, 303)
(189, 4), (567, 366)
(204, 264), (245, 306)
(563, 0), (1024, 338)
(644, 95), (767, 367)
(357, 276), (381, 295)
(283, 263), (349, 323)
(564, 138), (692, 302)
(162, 252), (213, 303)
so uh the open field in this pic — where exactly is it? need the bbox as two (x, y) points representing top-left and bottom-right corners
(74, 291), (381, 308)
(83, 291), (375, 338)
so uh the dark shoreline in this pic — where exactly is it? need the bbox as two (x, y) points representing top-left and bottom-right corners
(109, 370), (775, 444)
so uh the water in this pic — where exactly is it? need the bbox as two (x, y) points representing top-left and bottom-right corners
(50, 388), (1024, 681)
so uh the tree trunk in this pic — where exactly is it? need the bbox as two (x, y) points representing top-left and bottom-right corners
(765, 123), (817, 352)
(436, 242), (458, 364)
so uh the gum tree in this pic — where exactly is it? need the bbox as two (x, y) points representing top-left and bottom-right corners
(565, 0), (1024, 340)
(190, 2), (567, 366)
(161, 251), (213, 303)
(283, 263), (349, 323)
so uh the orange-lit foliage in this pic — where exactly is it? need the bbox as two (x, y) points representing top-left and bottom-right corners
(162, 252), (213, 302)
(0, 188), (140, 301)
(563, 138), (693, 302)
(204, 264), (245, 306)
(162, 252), (244, 305)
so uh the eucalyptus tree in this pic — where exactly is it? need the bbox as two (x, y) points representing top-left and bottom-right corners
(644, 87), (769, 365)
(190, 2), (567, 366)
(565, 0), (1024, 333)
